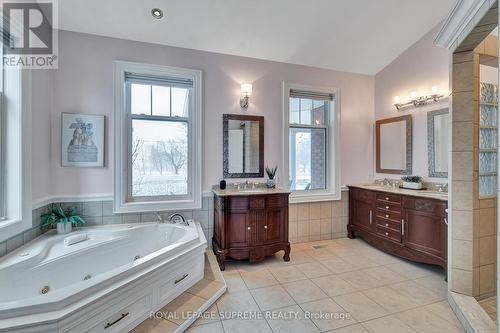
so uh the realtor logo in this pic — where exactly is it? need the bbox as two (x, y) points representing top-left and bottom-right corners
(1, 0), (58, 68)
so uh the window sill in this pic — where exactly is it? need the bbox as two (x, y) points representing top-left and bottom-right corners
(113, 198), (202, 214)
(288, 186), (348, 204)
(0, 217), (31, 242)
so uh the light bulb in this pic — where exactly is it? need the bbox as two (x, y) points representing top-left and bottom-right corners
(393, 96), (400, 104)
(411, 91), (418, 99)
(431, 86), (439, 95)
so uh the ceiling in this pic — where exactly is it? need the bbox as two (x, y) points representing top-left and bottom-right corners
(58, 0), (458, 75)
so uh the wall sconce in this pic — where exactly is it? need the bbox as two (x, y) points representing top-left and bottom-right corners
(394, 86), (444, 111)
(240, 83), (252, 109)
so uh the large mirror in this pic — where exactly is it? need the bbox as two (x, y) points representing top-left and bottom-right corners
(223, 114), (264, 178)
(376, 115), (412, 174)
(427, 108), (449, 177)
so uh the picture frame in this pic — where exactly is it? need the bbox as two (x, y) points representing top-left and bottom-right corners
(61, 113), (105, 167)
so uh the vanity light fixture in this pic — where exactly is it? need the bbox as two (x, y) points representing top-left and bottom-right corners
(151, 8), (164, 19)
(394, 86), (445, 111)
(240, 83), (252, 109)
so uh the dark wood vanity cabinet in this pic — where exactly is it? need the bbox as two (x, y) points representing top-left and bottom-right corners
(212, 192), (291, 270)
(348, 186), (447, 269)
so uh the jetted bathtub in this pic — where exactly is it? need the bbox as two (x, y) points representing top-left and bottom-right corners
(0, 221), (207, 332)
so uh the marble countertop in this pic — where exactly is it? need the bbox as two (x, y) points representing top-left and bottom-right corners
(212, 186), (291, 196)
(348, 184), (448, 201)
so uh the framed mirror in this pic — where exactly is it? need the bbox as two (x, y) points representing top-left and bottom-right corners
(427, 108), (449, 178)
(223, 114), (264, 178)
(376, 115), (412, 174)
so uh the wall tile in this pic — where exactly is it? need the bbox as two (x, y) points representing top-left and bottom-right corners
(289, 222), (298, 239)
(452, 239), (473, 270)
(297, 203), (310, 221)
(479, 236), (496, 266)
(103, 215), (122, 224)
(332, 217), (344, 233)
(85, 216), (103, 226)
(309, 203), (321, 220)
(479, 264), (496, 295)
(0, 242), (6, 257)
(6, 235), (24, 253)
(452, 210), (474, 241)
(320, 219), (332, 235)
(332, 201), (342, 217)
(297, 222), (309, 238)
(23, 228), (38, 244)
(320, 202), (332, 219)
(82, 201), (103, 217)
(479, 208), (495, 237)
(450, 268), (473, 295)
(451, 151), (474, 181)
(102, 201), (114, 216)
(452, 181), (474, 210)
(452, 122), (474, 152)
(120, 213), (140, 224)
(289, 204), (298, 221)
(310, 219), (321, 236)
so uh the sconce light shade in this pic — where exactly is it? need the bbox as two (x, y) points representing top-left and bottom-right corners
(241, 83), (253, 96)
(240, 83), (252, 109)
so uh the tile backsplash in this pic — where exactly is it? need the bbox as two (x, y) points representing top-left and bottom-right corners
(0, 191), (350, 258)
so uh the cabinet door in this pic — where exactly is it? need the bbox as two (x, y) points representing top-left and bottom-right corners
(352, 199), (375, 231)
(263, 208), (285, 244)
(226, 212), (251, 248)
(402, 209), (446, 259)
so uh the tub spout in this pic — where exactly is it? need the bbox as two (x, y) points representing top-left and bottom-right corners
(168, 213), (189, 226)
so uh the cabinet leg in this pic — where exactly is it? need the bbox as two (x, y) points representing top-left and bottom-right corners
(283, 244), (291, 262)
(347, 230), (356, 239)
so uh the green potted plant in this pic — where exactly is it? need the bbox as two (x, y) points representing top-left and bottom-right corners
(41, 205), (86, 234)
(265, 165), (277, 188)
(401, 176), (423, 190)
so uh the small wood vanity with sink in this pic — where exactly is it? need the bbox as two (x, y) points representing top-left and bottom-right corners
(348, 185), (448, 269)
(212, 187), (291, 270)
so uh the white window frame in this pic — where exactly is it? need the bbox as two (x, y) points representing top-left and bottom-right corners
(0, 63), (33, 242)
(283, 82), (341, 203)
(114, 61), (202, 213)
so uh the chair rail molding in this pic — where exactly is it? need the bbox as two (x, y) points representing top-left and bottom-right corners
(434, 0), (496, 50)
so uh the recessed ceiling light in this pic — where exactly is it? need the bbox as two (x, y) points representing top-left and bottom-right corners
(151, 8), (163, 19)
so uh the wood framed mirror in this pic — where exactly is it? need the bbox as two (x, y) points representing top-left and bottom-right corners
(223, 114), (264, 178)
(376, 115), (412, 175)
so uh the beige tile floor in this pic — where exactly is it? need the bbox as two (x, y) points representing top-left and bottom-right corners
(136, 238), (465, 333)
(479, 296), (497, 324)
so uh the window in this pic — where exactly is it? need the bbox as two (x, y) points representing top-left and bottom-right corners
(114, 62), (202, 213)
(284, 83), (340, 203)
(0, 48), (33, 242)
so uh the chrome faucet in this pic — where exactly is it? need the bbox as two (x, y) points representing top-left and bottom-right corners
(168, 213), (189, 226)
(244, 180), (250, 189)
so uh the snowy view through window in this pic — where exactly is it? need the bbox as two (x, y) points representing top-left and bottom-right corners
(129, 83), (189, 197)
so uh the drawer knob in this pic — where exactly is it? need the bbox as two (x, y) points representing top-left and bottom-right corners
(247, 227), (251, 230)
(385, 197), (390, 200)
(385, 206), (389, 209)
(385, 232), (389, 236)
(385, 214), (389, 218)
(264, 225), (268, 229)
(385, 223), (389, 227)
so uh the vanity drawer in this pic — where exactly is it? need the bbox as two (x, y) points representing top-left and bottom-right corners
(376, 201), (401, 213)
(266, 195), (285, 208)
(376, 217), (401, 231)
(375, 210), (400, 222)
(229, 197), (249, 210)
(376, 192), (401, 204)
(403, 197), (447, 216)
(250, 197), (266, 209)
(376, 225), (401, 242)
(351, 188), (375, 204)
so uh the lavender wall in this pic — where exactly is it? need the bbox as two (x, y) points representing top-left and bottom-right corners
(32, 30), (375, 202)
(374, 26), (450, 181)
